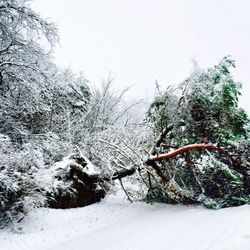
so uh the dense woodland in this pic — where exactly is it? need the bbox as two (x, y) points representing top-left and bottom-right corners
(1, 0), (250, 229)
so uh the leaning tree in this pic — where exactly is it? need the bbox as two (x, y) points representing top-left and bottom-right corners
(144, 56), (250, 208)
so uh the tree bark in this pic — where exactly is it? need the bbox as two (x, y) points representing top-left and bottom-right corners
(148, 144), (232, 162)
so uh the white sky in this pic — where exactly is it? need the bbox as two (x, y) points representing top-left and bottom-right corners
(31, 0), (250, 112)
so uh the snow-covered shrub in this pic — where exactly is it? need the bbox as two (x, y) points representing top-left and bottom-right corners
(0, 135), (46, 229)
(0, 132), (75, 228)
(200, 157), (247, 209)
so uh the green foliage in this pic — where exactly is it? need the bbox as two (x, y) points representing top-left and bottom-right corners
(201, 157), (246, 207)
(148, 56), (249, 145)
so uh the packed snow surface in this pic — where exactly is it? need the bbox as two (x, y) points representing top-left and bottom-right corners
(0, 195), (249, 250)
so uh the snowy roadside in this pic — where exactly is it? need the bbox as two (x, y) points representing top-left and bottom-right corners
(0, 195), (250, 250)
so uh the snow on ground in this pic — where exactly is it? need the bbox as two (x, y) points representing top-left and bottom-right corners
(0, 195), (250, 250)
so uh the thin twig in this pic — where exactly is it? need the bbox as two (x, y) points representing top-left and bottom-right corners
(119, 178), (133, 203)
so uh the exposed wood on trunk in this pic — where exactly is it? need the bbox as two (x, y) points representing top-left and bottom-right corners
(149, 144), (231, 162)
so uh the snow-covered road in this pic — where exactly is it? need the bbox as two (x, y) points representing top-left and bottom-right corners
(1, 196), (250, 250)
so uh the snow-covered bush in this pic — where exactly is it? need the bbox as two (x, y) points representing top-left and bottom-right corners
(0, 135), (46, 228)
(0, 132), (75, 229)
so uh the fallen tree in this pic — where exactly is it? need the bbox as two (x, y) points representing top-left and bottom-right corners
(46, 57), (250, 210)
(46, 133), (249, 209)
(143, 56), (250, 208)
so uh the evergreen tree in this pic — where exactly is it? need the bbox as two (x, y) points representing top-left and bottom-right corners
(146, 57), (250, 208)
